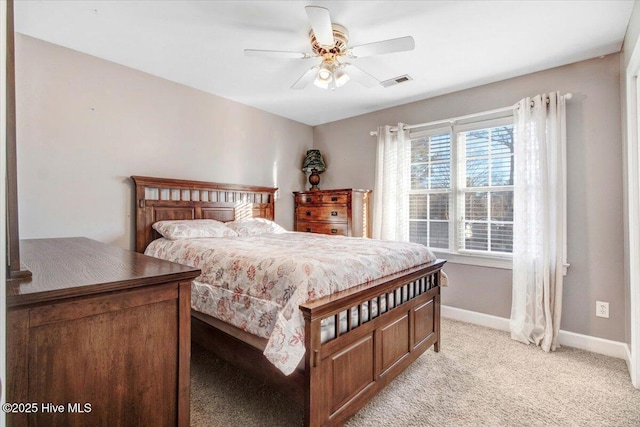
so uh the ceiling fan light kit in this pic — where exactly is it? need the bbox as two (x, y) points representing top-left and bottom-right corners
(333, 66), (350, 87)
(314, 61), (350, 90)
(244, 6), (415, 91)
(314, 61), (333, 88)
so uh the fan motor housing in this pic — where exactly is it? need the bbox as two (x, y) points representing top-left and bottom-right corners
(310, 24), (349, 57)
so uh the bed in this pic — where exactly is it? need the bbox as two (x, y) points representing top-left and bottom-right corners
(132, 176), (446, 427)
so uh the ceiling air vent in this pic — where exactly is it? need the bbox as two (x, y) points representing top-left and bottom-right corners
(381, 75), (413, 88)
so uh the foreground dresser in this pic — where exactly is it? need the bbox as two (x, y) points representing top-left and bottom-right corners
(293, 188), (372, 237)
(6, 237), (200, 427)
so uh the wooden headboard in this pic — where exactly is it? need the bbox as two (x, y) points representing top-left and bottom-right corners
(132, 176), (277, 253)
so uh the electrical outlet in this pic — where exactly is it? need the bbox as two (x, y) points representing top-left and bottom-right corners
(596, 301), (609, 318)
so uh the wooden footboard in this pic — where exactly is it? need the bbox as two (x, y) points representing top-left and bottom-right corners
(300, 260), (445, 427)
(192, 260), (444, 427)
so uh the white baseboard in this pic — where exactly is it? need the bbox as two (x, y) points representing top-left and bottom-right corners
(558, 329), (629, 360)
(442, 305), (510, 332)
(442, 305), (629, 361)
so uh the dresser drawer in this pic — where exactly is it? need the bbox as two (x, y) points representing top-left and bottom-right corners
(321, 194), (348, 204)
(297, 222), (348, 236)
(294, 193), (348, 205)
(296, 206), (348, 222)
(295, 194), (323, 205)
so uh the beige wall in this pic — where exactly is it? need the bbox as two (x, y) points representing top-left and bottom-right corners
(315, 54), (625, 342)
(15, 34), (312, 250)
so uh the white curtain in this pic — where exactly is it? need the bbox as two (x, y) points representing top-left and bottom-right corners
(372, 124), (411, 241)
(510, 92), (567, 352)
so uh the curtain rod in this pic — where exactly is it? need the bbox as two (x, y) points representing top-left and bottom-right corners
(369, 93), (573, 136)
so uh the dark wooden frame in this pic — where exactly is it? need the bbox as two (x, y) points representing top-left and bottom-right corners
(5, 0), (31, 280)
(132, 176), (445, 427)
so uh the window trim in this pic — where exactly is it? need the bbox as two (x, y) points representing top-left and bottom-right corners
(432, 250), (513, 270)
(432, 250), (570, 275)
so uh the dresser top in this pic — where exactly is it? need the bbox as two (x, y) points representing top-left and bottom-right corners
(7, 237), (200, 308)
(293, 188), (371, 195)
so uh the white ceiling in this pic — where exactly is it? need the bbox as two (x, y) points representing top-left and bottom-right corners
(14, 1), (634, 126)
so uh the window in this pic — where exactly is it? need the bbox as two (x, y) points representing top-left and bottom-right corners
(409, 132), (451, 249)
(409, 117), (514, 263)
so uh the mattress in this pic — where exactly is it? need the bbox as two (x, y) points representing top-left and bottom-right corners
(145, 232), (436, 375)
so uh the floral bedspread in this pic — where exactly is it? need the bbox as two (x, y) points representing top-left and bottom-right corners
(145, 233), (436, 375)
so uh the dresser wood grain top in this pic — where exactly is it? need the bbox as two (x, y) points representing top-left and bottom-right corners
(292, 188), (371, 195)
(7, 237), (200, 308)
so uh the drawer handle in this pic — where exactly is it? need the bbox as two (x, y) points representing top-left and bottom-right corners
(306, 227), (312, 232)
(331, 197), (338, 201)
(331, 211), (338, 216)
(305, 197), (312, 202)
(306, 211), (312, 216)
(331, 229), (338, 234)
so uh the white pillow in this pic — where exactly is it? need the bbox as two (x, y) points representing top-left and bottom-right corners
(226, 218), (287, 236)
(153, 219), (238, 239)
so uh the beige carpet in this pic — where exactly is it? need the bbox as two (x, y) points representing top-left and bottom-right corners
(191, 318), (640, 426)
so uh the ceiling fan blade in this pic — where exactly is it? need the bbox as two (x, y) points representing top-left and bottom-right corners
(291, 65), (320, 89)
(350, 36), (415, 58)
(344, 64), (380, 88)
(244, 49), (310, 60)
(305, 6), (334, 47)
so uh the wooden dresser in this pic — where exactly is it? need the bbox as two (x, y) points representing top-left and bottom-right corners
(293, 188), (372, 237)
(6, 237), (201, 427)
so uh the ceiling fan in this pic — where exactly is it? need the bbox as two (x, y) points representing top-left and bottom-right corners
(244, 6), (415, 90)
